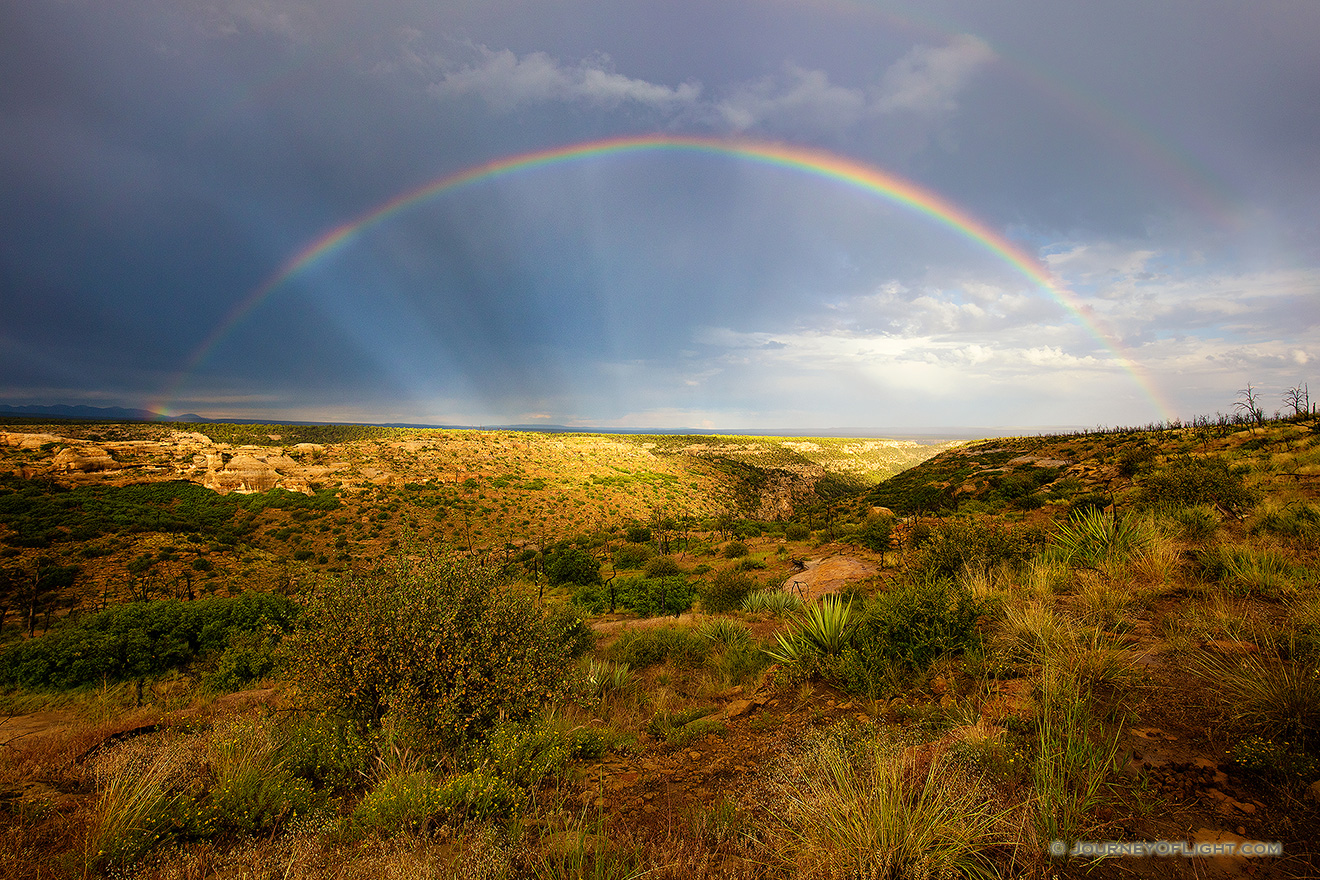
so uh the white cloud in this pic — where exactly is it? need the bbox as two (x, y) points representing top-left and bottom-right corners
(425, 36), (993, 134)
(192, 0), (317, 40)
(716, 64), (868, 132)
(872, 35), (997, 116)
(427, 47), (701, 112)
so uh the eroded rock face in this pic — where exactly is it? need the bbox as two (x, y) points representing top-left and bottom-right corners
(203, 453), (280, 494)
(1, 432), (65, 448)
(52, 446), (117, 473)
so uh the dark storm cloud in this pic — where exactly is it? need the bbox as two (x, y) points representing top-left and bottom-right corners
(2, 0), (1316, 427)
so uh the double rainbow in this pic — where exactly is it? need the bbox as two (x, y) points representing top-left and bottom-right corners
(151, 134), (1172, 420)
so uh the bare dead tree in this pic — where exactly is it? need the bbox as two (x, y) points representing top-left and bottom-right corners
(1283, 383), (1310, 418)
(1234, 383), (1264, 430)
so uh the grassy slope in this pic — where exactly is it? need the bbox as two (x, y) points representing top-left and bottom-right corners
(2, 417), (1320, 878)
(0, 423), (955, 615)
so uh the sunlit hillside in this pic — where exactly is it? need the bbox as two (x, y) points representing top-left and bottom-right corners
(1, 414), (1318, 879)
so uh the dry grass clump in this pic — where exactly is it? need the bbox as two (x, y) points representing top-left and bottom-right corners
(83, 733), (204, 874)
(1019, 558), (1070, 602)
(760, 726), (1021, 879)
(1072, 572), (1135, 631)
(993, 603), (1080, 667)
(1193, 639), (1320, 752)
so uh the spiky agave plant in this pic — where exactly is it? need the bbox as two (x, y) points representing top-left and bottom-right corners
(694, 617), (752, 646)
(765, 595), (855, 667)
(743, 588), (806, 616)
(1050, 507), (1150, 568)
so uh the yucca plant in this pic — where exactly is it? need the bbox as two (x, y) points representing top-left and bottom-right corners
(583, 658), (634, 697)
(742, 588), (806, 616)
(1049, 507), (1150, 568)
(765, 596), (854, 667)
(694, 617), (751, 646)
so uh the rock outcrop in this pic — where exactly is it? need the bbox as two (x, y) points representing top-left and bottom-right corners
(203, 453), (280, 494)
(52, 445), (117, 473)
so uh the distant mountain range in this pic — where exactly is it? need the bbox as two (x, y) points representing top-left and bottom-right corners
(0, 404), (208, 422)
(0, 403), (1072, 439)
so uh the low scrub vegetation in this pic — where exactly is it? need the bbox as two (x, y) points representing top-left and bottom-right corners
(3, 413), (1320, 877)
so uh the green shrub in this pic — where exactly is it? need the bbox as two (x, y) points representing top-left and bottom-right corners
(608, 626), (709, 669)
(472, 720), (572, 788)
(857, 515), (895, 555)
(904, 518), (1040, 582)
(701, 569), (757, 614)
(644, 555), (682, 578)
(734, 522), (763, 539)
(202, 628), (282, 691)
(572, 574), (694, 617)
(287, 548), (575, 751)
(785, 523), (810, 541)
(0, 592), (298, 690)
(613, 544), (652, 570)
(843, 579), (982, 678)
(542, 603), (595, 659)
(547, 548), (602, 586)
(1139, 455), (1255, 513)
(1116, 445), (1156, 478)
(625, 524), (652, 544)
(278, 714), (374, 793)
(347, 769), (521, 838)
(722, 540), (748, 558)
(623, 575), (695, 617)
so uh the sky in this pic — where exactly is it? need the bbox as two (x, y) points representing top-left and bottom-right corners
(2, 0), (1318, 431)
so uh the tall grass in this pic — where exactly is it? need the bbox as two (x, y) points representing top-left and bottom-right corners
(1194, 641), (1320, 751)
(765, 730), (1015, 879)
(1032, 663), (1122, 845)
(83, 739), (192, 873)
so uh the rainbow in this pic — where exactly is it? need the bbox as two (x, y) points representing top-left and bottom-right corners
(150, 134), (1173, 419)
